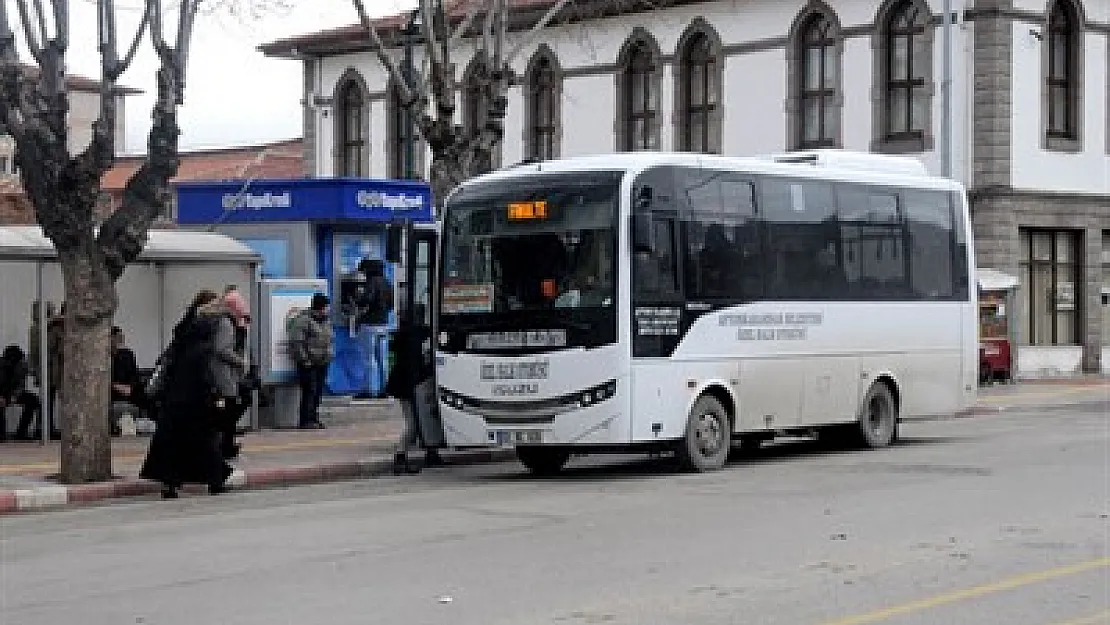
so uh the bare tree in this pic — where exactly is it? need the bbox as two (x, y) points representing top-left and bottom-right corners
(348, 0), (576, 205)
(0, 0), (286, 483)
(348, 0), (685, 203)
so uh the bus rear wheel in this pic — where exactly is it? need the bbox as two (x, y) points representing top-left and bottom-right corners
(516, 446), (570, 476)
(855, 382), (898, 448)
(676, 395), (731, 472)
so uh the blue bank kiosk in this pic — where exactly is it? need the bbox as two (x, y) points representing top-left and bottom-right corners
(176, 178), (435, 397)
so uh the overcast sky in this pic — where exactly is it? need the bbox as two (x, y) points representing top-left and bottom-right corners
(55, 0), (420, 154)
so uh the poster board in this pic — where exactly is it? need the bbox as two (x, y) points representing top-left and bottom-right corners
(260, 278), (328, 384)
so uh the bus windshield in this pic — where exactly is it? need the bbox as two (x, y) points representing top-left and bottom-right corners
(441, 172), (621, 316)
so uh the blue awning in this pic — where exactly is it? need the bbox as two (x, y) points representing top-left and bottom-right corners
(176, 177), (435, 226)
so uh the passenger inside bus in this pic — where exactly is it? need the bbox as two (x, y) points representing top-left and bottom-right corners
(555, 230), (612, 308)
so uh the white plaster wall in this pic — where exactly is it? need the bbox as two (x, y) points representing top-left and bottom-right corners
(1016, 345), (1085, 378)
(1010, 24), (1110, 194)
(503, 84), (524, 166)
(722, 48), (788, 155)
(310, 0), (856, 176)
(561, 74), (617, 156)
(660, 62), (676, 152)
(841, 34), (875, 153)
(369, 98), (388, 179)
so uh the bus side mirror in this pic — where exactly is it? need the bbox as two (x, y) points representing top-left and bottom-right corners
(631, 214), (654, 254)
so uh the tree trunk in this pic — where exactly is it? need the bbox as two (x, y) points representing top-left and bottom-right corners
(57, 246), (117, 484)
(429, 154), (462, 211)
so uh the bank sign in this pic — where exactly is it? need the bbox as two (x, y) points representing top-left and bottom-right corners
(176, 178), (434, 225)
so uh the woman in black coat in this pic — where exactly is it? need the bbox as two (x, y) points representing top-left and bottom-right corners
(139, 290), (234, 499)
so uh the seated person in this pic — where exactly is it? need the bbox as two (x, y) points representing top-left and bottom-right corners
(0, 345), (43, 441)
(110, 327), (144, 433)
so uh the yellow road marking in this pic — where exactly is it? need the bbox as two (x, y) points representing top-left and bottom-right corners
(1045, 608), (1110, 625)
(821, 557), (1110, 625)
(0, 437), (378, 474)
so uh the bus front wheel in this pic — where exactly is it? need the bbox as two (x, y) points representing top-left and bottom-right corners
(677, 395), (731, 472)
(516, 446), (570, 476)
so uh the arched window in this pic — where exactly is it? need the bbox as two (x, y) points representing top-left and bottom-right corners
(463, 56), (497, 172)
(336, 79), (367, 177)
(617, 33), (661, 152)
(388, 80), (423, 179)
(677, 28), (721, 153)
(526, 51), (561, 160)
(797, 13), (838, 148)
(885, 1), (929, 140)
(1045, 0), (1079, 141)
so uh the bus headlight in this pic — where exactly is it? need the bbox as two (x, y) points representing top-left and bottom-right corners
(579, 380), (617, 407)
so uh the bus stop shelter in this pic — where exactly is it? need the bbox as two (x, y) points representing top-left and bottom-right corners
(0, 226), (261, 443)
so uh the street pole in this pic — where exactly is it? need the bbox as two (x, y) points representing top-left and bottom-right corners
(403, 10), (419, 180)
(941, 0), (953, 179)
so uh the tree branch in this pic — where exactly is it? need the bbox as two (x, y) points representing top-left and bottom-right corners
(350, 0), (422, 106)
(491, 0), (505, 67)
(0, 4), (30, 144)
(31, 0), (49, 46)
(15, 0), (44, 63)
(479, 0), (495, 59)
(97, 0), (209, 279)
(447, 0), (482, 48)
(115, 1), (151, 79)
(503, 0), (572, 66)
(51, 0), (65, 48)
(149, 0), (168, 56)
(96, 62), (181, 280)
(419, 0), (444, 79)
(172, 0), (202, 103)
(504, 0), (573, 65)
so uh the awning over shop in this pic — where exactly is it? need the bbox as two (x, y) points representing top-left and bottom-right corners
(977, 268), (1019, 292)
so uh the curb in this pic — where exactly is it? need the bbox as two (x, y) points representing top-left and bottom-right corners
(954, 405), (1006, 418)
(0, 448), (517, 516)
(954, 397), (1109, 418)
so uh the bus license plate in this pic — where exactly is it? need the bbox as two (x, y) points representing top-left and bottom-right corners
(492, 430), (543, 446)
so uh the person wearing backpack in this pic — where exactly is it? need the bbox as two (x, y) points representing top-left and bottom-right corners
(354, 258), (393, 399)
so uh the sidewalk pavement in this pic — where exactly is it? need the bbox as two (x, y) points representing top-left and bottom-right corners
(962, 376), (1109, 415)
(1, 380), (1105, 516)
(0, 407), (513, 516)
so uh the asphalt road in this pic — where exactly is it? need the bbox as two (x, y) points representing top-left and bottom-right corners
(2, 403), (1107, 625)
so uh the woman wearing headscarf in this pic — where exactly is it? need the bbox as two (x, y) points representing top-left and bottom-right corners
(215, 286), (252, 459)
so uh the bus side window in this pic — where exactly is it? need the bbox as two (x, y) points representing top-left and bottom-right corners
(634, 216), (680, 295)
(903, 189), (956, 300)
(632, 166), (682, 297)
(837, 184), (913, 299)
(680, 172), (761, 302)
(762, 178), (842, 300)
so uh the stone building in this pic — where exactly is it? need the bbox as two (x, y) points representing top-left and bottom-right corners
(260, 0), (1110, 377)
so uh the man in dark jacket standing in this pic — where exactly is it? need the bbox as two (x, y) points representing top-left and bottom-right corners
(289, 293), (333, 429)
(387, 302), (443, 472)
